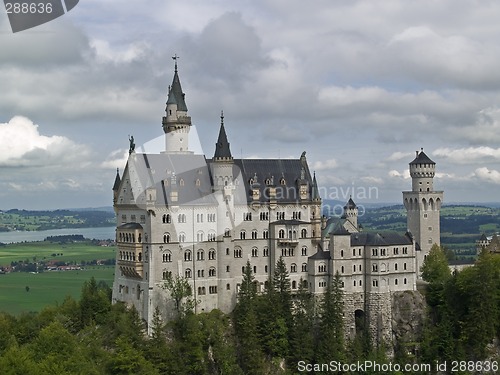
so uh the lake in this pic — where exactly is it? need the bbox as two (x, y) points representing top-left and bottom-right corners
(0, 227), (116, 244)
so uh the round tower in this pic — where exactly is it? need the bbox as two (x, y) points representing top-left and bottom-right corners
(403, 148), (443, 277)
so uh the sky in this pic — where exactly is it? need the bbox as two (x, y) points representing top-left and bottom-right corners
(1, 0), (500, 210)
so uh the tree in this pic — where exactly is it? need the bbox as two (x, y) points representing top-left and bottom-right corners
(316, 272), (345, 364)
(162, 274), (194, 317)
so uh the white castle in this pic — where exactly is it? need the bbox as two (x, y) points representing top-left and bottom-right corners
(111, 62), (443, 342)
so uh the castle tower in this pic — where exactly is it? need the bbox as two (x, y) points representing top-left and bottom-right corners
(403, 148), (443, 276)
(162, 56), (192, 153)
(342, 196), (358, 231)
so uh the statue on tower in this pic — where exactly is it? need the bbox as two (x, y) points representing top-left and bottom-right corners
(128, 135), (135, 154)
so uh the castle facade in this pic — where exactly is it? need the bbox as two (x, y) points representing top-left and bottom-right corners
(111, 63), (442, 342)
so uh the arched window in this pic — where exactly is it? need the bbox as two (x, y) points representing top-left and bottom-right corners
(163, 233), (170, 243)
(301, 246), (307, 256)
(208, 249), (216, 260)
(162, 251), (172, 263)
(185, 268), (192, 278)
(279, 229), (285, 239)
(209, 267), (216, 277)
(162, 214), (171, 224)
(302, 263), (307, 272)
(179, 232), (186, 243)
(301, 229), (307, 238)
(251, 247), (258, 257)
(240, 230), (246, 240)
(263, 229), (269, 239)
(292, 280), (297, 289)
(184, 250), (191, 261)
(291, 263), (297, 273)
(197, 250), (204, 261)
(252, 230), (258, 239)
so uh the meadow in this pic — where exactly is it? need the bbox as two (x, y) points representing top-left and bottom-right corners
(0, 266), (115, 315)
(0, 240), (115, 265)
(0, 241), (116, 315)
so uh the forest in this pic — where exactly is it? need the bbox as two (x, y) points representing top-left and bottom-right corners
(1, 244), (499, 374)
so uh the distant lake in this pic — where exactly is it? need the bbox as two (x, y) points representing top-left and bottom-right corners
(0, 227), (116, 244)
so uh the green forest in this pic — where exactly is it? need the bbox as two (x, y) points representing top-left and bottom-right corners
(1, 248), (499, 375)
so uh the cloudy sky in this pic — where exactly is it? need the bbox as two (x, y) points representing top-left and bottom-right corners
(1, 0), (500, 210)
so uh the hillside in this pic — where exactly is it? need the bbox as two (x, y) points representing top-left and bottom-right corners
(0, 209), (115, 232)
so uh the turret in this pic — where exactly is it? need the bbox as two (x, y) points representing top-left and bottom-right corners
(410, 148), (436, 192)
(162, 56), (192, 153)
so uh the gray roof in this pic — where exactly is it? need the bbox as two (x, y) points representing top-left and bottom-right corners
(167, 71), (188, 112)
(118, 223), (143, 230)
(112, 168), (121, 191)
(224, 158), (315, 204)
(213, 121), (232, 159)
(309, 250), (331, 260)
(350, 232), (413, 246)
(410, 149), (435, 165)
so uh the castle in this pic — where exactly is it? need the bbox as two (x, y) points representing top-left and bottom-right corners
(111, 62), (443, 343)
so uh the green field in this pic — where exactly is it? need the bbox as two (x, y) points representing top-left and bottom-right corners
(0, 267), (115, 315)
(0, 241), (115, 266)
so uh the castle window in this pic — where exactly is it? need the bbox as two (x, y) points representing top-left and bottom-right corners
(243, 212), (252, 221)
(301, 229), (307, 238)
(404, 278), (407, 284)
(226, 283), (230, 290)
(403, 247), (408, 254)
(263, 247), (269, 257)
(279, 229), (285, 239)
(252, 230), (258, 239)
(373, 280), (378, 287)
(121, 214), (126, 223)
(140, 215), (146, 224)
(178, 214), (186, 223)
(354, 280), (356, 286)
(395, 279), (398, 285)
(263, 230), (269, 239)
(209, 286), (217, 294)
(372, 249), (378, 256)
(197, 232), (204, 242)
(196, 179), (201, 187)
(280, 178), (286, 185)
(208, 232), (216, 241)
(340, 250), (344, 258)
(234, 248), (242, 258)
(162, 214), (171, 224)
(197, 250), (204, 261)
(224, 228), (231, 237)
(185, 268), (192, 278)
(360, 280), (362, 286)
(197, 214), (203, 223)
(197, 270), (205, 278)
(253, 266), (257, 274)
(162, 251), (172, 263)
(353, 265), (356, 272)
(395, 263), (398, 271)
(209, 267), (216, 277)
(240, 230), (246, 240)
(404, 263), (407, 270)
(226, 265), (230, 272)
(292, 280), (296, 289)
(163, 233), (170, 243)
(276, 212), (285, 220)
(394, 247), (399, 255)
(319, 263), (327, 273)
(302, 263), (307, 272)
(353, 249), (356, 257)
(226, 248), (230, 256)
(260, 212), (269, 221)
(291, 263), (297, 273)
(251, 248), (258, 257)
(179, 179), (184, 186)
(179, 233), (186, 242)
(208, 249), (216, 260)
(265, 265), (268, 273)
(301, 246), (307, 256)
(162, 270), (171, 280)
(341, 266), (344, 273)
(372, 264), (378, 272)
(184, 250), (191, 261)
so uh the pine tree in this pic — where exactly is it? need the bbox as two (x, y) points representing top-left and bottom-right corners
(316, 272), (345, 365)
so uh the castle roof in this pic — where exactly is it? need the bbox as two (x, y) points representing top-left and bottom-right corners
(167, 67), (188, 112)
(410, 149), (435, 165)
(344, 197), (357, 209)
(213, 112), (232, 159)
(309, 250), (331, 260)
(118, 222), (143, 230)
(350, 232), (413, 246)
(112, 168), (121, 191)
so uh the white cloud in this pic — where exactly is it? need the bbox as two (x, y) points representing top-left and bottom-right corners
(474, 167), (500, 185)
(388, 169), (410, 179)
(0, 116), (90, 167)
(433, 146), (500, 164)
(312, 159), (338, 171)
(101, 149), (129, 170)
(386, 151), (414, 162)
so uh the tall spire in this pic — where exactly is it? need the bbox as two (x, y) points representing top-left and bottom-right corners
(312, 171), (320, 200)
(166, 54), (188, 112)
(214, 110), (232, 160)
(112, 168), (121, 191)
